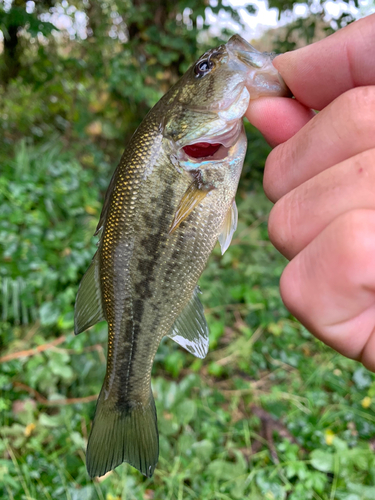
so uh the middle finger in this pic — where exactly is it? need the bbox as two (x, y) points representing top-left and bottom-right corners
(264, 86), (375, 202)
(268, 148), (375, 259)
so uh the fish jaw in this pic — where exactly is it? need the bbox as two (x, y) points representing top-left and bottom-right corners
(226, 34), (291, 99)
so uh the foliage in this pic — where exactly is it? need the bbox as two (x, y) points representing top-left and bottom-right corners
(0, 0), (249, 163)
(1, 145), (375, 498)
(1, 1), (374, 499)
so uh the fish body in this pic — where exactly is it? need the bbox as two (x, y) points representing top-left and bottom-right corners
(74, 35), (289, 478)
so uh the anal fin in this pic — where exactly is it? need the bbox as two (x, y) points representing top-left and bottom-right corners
(167, 286), (209, 359)
(218, 198), (238, 255)
(74, 252), (105, 335)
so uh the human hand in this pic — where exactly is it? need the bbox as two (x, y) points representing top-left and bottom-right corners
(245, 14), (375, 371)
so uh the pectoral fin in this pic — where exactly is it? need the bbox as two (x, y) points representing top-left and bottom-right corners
(218, 199), (238, 255)
(169, 182), (209, 234)
(74, 252), (105, 335)
(167, 286), (209, 359)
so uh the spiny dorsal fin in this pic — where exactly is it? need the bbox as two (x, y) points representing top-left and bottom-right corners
(74, 252), (105, 335)
(167, 286), (209, 359)
(169, 182), (210, 234)
(218, 198), (238, 255)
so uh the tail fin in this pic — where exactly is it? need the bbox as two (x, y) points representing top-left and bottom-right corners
(86, 390), (159, 478)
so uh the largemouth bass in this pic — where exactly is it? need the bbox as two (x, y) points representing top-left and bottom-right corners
(74, 35), (289, 478)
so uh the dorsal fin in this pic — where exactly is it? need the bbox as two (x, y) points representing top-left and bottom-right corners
(218, 198), (238, 255)
(94, 170), (118, 238)
(74, 252), (105, 335)
(167, 286), (209, 359)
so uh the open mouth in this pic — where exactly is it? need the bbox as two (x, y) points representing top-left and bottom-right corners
(178, 120), (242, 164)
(182, 142), (228, 161)
(183, 142), (221, 158)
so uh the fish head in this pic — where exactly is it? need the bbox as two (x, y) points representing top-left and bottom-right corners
(163, 35), (290, 167)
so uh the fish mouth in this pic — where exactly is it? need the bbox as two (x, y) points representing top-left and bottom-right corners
(227, 35), (291, 98)
(174, 85), (249, 167)
(175, 119), (243, 167)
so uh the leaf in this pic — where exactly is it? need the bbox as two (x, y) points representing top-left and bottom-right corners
(69, 486), (95, 500)
(175, 400), (196, 425)
(39, 302), (60, 326)
(70, 431), (86, 448)
(38, 413), (62, 428)
(332, 437), (348, 452)
(207, 457), (246, 482)
(353, 367), (372, 389)
(191, 440), (214, 461)
(177, 433), (195, 455)
(347, 482), (375, 500)
(310, 449), (334, 473)
(232, 477), (247, 499)
(255, 470), (287, 500)
(47, 351), (74, 381)
(245, 5), (257, 14)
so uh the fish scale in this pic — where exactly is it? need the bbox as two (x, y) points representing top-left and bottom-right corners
(74, 34), (290, 478)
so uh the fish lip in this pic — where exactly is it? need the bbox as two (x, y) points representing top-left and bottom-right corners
(226, 35), (291, 98)
(226, 34), (274, 69)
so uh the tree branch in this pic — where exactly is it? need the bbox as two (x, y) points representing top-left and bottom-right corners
(0, 335), (67, 363)
(13, 381), (98, 406)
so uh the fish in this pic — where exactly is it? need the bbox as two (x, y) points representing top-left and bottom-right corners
(74, 35), (290, 479)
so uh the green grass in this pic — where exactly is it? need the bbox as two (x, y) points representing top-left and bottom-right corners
(1, 141), (375, 500)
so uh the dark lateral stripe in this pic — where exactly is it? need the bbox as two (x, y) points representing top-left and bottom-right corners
(114, 184), (175, 407)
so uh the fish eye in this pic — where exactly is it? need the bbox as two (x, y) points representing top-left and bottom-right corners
(195, 59), (214, 77)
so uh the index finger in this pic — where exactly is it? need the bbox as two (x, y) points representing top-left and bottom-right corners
(273, 13), (375, 110)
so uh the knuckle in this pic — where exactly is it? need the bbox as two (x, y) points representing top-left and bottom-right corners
(263, 144), (288, 202)
(267, 202), (283, 247)
(351, 148), (375, 180)
(335, 209), (375, 283)
(338, 86), (375, 133)
(279, 257), (304, 317)
(268, 195), (296, 257)
(359, 330), (375, 373)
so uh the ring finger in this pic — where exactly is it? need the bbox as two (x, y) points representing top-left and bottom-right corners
(268, 148), (375, 260)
